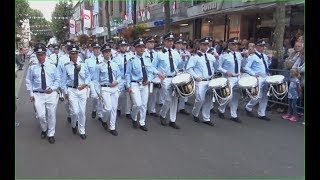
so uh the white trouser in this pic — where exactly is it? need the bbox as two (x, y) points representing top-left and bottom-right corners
(67, 87), (88, 134)
(178, 97), (188, 111)
(159, 78), (178, 122)
(130, 83), (149, 126)
(118, 80), (132, 114)
(33, 91), (59, 137)
(100, 86), (119, 130)
(245, 77), (269, 117)
(60, 90), (71, 117)
(159, 86), (165, 104)
(218, 77), (240, 118)
(147, 85), (160, 113)
(192, 81), (213, 122)
(89, 84), (103, 118)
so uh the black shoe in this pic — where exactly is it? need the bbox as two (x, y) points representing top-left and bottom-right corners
(98, 117), (103, 122)
(59, 97), (64, 101)
(185, 102), (193, 106)
(109, 130), (118, 136)
(203, 121), (214, 126)
(245, 108), (254, 117)
(132, 120), (138, 129)
(150, 113), (160, 117)
(140, 125), (148, 131)
(48, 136), (55, 144)
(76, 121), (78, 127)
(126, 114), (132, 119)
(158, 103), (163, 106)
(193, 115), (200, 123)
(91, 111), (96, 119)
(101, 122), (108, 130)
(258, 116), (271, 121)
(169, 122), (180, 129)
(210, 109), (216, 114)
(117, 110), (121, 117)
(80, 134), (87, 139)
(67, 117), (71, 123)
(146, 111), (150, 115)
(218, 110), (225, 119)
(40, 131), (47, 139)
(230, 117), (242, 123)
(160, 116), (167, 126)
(72, 127), (77, 134)
(179, 109), (190, 115)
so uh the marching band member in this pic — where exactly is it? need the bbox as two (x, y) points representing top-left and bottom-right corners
(25, 43), (60, 144)
(243, 39), (271, 121)
(61, 44), (90, 139)
(113, 38), (133, 119)
(93, 43), (122, 136)
(186, 37), (216, 126)
(126, 38), (155, 131)
(152, 31), (185, 129)
(217, 37), (245, 123)
(49, 44), (62, 67)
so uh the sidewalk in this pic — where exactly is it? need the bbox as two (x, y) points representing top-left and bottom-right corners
(15, 59), (28, 98)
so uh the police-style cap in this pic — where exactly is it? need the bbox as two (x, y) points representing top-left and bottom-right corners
(47, 44), (53, 48)
(100, 43), (112, 52)
(68, 44), (80, 53)
(155, 43), (163, 49)
(107, 39), (114, 44)
(174, 37), (183, 44)
(199, 37), (211, 44)
(227, 37), (240, 44)
(91, 42), (101, 48)
(53, 44), (60, 49)
(132, 38), (145, 47)
(145, 36), (155, 43)
(163, 31), (175, 40)
(64, 40), (74, 47)
(34, 43), (47, 54)
(182, 40), (188, 44)
(207, 47), (215, 54)
(118, 38), (129, 45)
(256, 39), (266, 46)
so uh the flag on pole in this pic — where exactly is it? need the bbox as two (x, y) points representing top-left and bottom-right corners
(146, 4), (151, 20)
(82, 9), (92, 28)
(173, 1), (177, 14)
(69, 19), (76, 34)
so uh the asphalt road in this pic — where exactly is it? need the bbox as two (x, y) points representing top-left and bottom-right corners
(15, 61), (304, 178)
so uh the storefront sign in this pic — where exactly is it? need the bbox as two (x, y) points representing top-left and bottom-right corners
(153, 19), (173, 27)
(187, 1), (223, 17)
(201, 3), (218, 12)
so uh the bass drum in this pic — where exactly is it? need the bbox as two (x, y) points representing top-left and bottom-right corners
(171, 73), (195, 97)
(238, 75), (259, 100)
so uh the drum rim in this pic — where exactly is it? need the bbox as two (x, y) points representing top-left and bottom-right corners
(208, 78), (228, 88)
(172, 73), (191, 84)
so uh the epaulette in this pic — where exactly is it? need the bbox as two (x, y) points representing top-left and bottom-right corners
(162, 49), (167, 53)
(29, 62), (36, 66)
(64, 62), (70, 66)
(197, 52), (203, 57)
(98, 61), (103, 64)
(129, 57), (135, 61)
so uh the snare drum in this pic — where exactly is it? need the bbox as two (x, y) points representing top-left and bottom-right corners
(152, 76), (161, 88)
(238, 76), (259, 98)
(171, 73), (195, 97)
(208, 77), (231, 98)
(266, 75), (287, 94)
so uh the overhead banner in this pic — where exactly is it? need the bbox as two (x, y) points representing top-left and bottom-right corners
(82, 9), (93, 28)
(69, 19), (76, 34)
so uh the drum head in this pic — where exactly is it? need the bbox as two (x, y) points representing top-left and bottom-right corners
(152, 76), (161, 84)
(266, 75), (284, 84)
(172, 73), (190, 84)
(238, 76), (257, 88)
(208, 77), (228, 88)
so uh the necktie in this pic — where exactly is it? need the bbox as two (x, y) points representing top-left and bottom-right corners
(168, 49), (174, 72)
(41, 64), (46, 90)
(56, 54), (59, 67)
(233, 52), (239, 74)
(107, 61), (113, 83)
(124, 54), (127, 76)
(140, 57), (148, 82)
(204, 53), (212, 76)
(150, 51), (154, 62)
(260, 53), (268, 73)
(74, 63), (79, 87)
(96, 57), (99, 64)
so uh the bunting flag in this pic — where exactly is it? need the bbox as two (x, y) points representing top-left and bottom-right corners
(124, 10), (128, 20)
(69, 19), (76, 34)
(138, 6), (142, 18)
(82, 9), (93, 28)
(146, 4), (151, 20)
(173, 1), (177, 14)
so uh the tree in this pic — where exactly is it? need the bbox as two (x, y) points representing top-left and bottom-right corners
(77, 34), (89, 45)
(105, 0), (111, 39)
(273, 1), (286, 68)
(29, 9), (52, 43)
(51, 0), (73, 42)
(16, 0), (30, 28)
(163, 0), (171, 33)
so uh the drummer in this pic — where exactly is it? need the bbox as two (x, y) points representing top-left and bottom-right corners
(217, 37), (246, 123)
(243, 39), (272, 121)
(186, 37), (216, 126)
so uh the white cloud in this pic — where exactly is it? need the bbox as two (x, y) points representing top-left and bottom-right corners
(29, 1), (58, 22)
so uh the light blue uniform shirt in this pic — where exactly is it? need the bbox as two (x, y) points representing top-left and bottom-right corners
(186, 51), (217, 79)
(142, 49), (159, 76)
(61, 60), (90, 95)
(125, 54), (154, 88)
(93, 59), (122, 94)
(218, 50), (243, 75)
(152, 47), (184, 76)
(113, 52), (134, 79)
(244, 50), (271, 77)
(26, 60), (60, 96)
(85, 54), (104, 80)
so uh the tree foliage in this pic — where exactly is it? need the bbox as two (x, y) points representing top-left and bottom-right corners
(120, 24), (147, 41)
(51, 0), (73, 42)
(77, 34), (89, 45)
(16, 0), (30, 27)
(29, 9), (51, 43)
